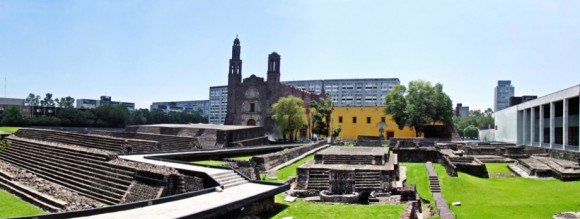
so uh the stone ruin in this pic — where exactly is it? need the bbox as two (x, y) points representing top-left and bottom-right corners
(0, 135), (205, 213)
(291, 146), (410, 204)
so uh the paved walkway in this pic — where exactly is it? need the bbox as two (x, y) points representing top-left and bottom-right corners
(425, 162), (454, 219)
(74, 149), (291, 218)
(78, 183), (280, 219)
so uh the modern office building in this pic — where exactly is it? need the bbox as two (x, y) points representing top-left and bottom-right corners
(76, 96), (135, 111)
(208, 78), (399, 124)
(285, 78), (400, 107)
(494, 80), (515, 112)
(455, 103), (469, 118)
(150, 100), (209, 117)
(494, 84), (580, 151)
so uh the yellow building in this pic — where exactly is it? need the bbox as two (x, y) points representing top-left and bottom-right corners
(329, 106), (418, 140)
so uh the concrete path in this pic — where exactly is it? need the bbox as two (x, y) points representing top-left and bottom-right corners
(78, 183), (280, 219)
(121, 154), (230, 175)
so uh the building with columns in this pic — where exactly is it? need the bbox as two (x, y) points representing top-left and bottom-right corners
(494, 84), (580, 151)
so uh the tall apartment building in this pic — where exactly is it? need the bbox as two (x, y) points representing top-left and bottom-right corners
(494, 80), (515, 112)
(208, 78), (400, 124)
(208, 85), (228, 124)
(150, 100), (209, 117)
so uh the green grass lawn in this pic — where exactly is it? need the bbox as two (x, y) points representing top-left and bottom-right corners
(190, 160), (228, 166)
(485, 163), (513, 174)
(433, 164), (580, 219)
(0, 127), (19, 133)
(261, 194), (404, 219)
(0, 189), (45, 218)
(401, 163), (433, 203)
(262, 154), (315, 183)
(228, 155), (254, 161)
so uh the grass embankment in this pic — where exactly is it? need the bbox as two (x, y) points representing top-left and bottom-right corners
(0, 127), (19, 133)
(269, 154), (315, 182)
(484, 163), (513, 174)
(432, 163), (580, 219)
(401, 163), (433, 203)
(0, 189), (45, 218)
(261, 194), (404, 219)
(190, 160), (228, 166)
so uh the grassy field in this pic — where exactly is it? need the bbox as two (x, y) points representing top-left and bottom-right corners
(0, 189), (45, 218)
(485, 163), (513, 174)
(260, 154), (315, 182)
(401, 163), (433, 203)
(0, 127), (19, 133)
(190, 160), (228, 166)
(433, 164), (580, 219)
(261, 194), (404, 219)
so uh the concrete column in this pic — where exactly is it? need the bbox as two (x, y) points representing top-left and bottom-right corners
(523, 109), (528, 145)
(550, 102), (555, 148)
(530, 108), (535, 146)
(539, 106), (544, 147)
(564, 98), (569, 148)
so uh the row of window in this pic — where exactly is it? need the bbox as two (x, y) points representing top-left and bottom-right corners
(337, 116), (386, 124)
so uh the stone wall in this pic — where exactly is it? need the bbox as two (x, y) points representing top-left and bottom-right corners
(251, 141), (326, 171)
(440, 156), (489, 178)
(395, 148), (441, 162)
(320, 190), (359, 204)
(400, 201), (419, 219)
(356, 135), (383, 146)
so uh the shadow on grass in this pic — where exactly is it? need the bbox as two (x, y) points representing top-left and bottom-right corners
(256, 203), (290, 218)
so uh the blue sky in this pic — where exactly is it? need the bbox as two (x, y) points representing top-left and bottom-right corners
(1, 1), (579, 110)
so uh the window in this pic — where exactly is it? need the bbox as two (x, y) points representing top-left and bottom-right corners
(367, 117), (371, 124)
(338, 116), (343, 123)
(250, 103), (255, 112)
(352, 117), (357, 123)
(381, 117), (386, 122)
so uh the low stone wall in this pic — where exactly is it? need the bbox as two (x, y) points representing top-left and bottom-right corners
(319, 190), (359, 204)
(251, 141), (326, 171)
(440, 156), (489, 178)
(395, 148), (441, 162)
(356, 135), (383, 146)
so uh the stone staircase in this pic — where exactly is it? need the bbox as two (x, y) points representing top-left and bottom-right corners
(15, 128), (157, 153)
(306, 169), (330, 190)
(0, 171), (66, 212)
(211, 171), (248, 188)
(354, 170), (382, 190)
(429, 175), (441, 193)
(322, 155), (373, 165)
(0, 137), (136, 205)
(102, 132), (198, 152)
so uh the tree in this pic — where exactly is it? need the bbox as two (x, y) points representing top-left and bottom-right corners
(93, 104), (129, 128)
(40, 93), (55, 107)
(272, 96), (307, 142)
(1, 106), (25, 126)
(463, 125), (479, 139)
(453, 107), (495, 138)
(311, 98), (333, 137)
(55, 96), (75, 108)
(384, 80), (453, 137)
(25, 93), (41, 106)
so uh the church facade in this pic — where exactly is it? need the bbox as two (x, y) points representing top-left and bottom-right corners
(224, 37), (324, 137)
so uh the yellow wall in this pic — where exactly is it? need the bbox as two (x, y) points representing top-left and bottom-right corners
(329, 106), (418, 140)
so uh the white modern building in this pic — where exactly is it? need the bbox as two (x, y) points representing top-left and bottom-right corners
(150, 100), (209, 117)
(207, 78), (400, 124)
(494, 80), (515, 112)
(494, 84), (580, 151)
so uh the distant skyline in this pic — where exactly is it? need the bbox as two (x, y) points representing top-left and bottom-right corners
(1, 1), (579, 110)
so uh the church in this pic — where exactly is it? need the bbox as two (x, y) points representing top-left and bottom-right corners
(224, 37), (324, 138)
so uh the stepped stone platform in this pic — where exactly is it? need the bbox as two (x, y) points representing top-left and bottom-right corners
(294, 146), (400, 201)
(108, 124), (268, 149)
(510, 156), (580, 180)
(0, 135), (205, 211)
